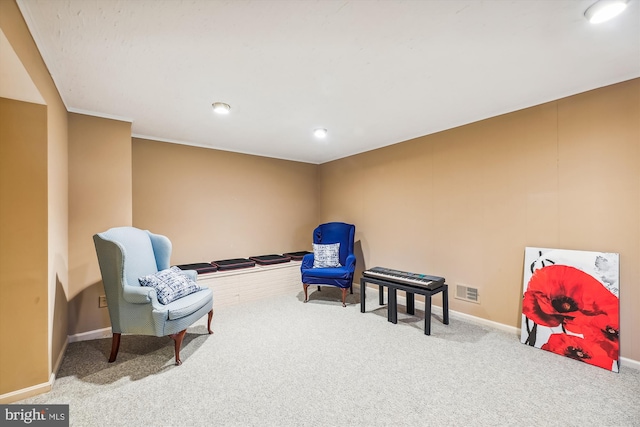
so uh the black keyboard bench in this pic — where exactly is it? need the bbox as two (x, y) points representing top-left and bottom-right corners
(360, 270), (449, 335)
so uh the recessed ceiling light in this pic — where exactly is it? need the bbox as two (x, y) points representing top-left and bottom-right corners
(313, 128), (328, 138)
(584, 0), (628, 23)
(212, 102), (231, 114)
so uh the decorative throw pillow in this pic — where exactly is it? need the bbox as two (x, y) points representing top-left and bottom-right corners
(312, 243), (342, 268)
(139, 266), (201, 305)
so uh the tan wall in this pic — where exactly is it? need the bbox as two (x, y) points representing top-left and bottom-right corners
(0, 0), (69, 400)
(319, 79), (640, 362)
(68, 113), (132, 335)
(0, 0), (637, 402)
(557, 82), (640, 362)
(132, 138), (318, 265)
(0, 98), (49, 394)
(46, 67), (68, 380)
(67, 133), (317, 337)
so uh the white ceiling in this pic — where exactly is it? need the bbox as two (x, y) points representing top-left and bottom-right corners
(15, 0), (640, 164)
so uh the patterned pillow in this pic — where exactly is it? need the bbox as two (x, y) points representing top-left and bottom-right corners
(139, 266), (201, 305)
(312, 243), (342, 268)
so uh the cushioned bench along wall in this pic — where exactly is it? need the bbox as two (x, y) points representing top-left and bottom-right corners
(175, 263), (218, 274)
(212, 258), (256, 271)
(282, 251), (312, 261)
(249, 254), (291, 265)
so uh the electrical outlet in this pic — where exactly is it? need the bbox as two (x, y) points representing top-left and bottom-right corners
(99, 295), (108, 308)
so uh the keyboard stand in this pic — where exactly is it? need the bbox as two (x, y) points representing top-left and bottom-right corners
(360, 275), (449, 335)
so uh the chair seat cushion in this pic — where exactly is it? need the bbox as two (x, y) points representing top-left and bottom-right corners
(165, 287), (213, 320)
(139, 266), (201, 305)
(302, 266), (352, 280)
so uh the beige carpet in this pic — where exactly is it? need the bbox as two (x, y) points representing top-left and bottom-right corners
(16, 286), (640, 426)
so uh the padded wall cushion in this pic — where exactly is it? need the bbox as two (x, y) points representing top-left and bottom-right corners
(138, 266), (201, 305)
(249, 254), (291, 265)
(212, 258), (256, 271)
(282, 251), (312, 261)
(175, 262), (218, 274)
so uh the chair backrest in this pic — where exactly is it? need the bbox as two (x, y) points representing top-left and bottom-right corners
(96, 227), (161, 289)
(94, 227), (174, 333)
(313, 222), (355, 265)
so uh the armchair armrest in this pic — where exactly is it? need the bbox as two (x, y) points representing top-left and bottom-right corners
(180, 269), (198, 282)
(301, 253), (314, 270)
(122, 283), (154, 304)
(344, 254), (356, 271)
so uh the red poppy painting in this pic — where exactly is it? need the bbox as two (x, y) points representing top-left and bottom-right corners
(521, 248), (619, 372)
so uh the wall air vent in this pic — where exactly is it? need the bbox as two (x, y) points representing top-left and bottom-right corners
(455, 284), (480, 304)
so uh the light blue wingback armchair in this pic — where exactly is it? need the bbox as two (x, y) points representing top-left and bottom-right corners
(93, 226), (213, 365)
(301, 222), (356, 307)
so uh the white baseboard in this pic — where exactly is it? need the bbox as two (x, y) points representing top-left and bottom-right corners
(0, 374), (53, 404)
(3, 283), (637, 404)
(376, 285), (640, 371)
(64, 293), (640, 372)
(68, 326), (112, 343)
(0, 338), (69, 404)
(52, 339), (68, 378)
(619, 356), (640, 370)
(1, 329), (110, 403)
(433, 304), (520, 335)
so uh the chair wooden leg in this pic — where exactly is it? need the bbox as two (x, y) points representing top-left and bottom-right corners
(341, 288), (347, 307)
(207, 309), (214, 334)
(170, 329), (187, 366)
(108, 332), (121, 363)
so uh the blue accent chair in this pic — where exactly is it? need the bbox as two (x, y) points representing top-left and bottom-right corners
(93, 226), (213, 365)
(301, 222), (356, 307)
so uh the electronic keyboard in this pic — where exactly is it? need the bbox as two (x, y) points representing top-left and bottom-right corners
(363, 267), (445, 289)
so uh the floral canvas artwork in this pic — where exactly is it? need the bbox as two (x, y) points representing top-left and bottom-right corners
(521, 247), (620, 372)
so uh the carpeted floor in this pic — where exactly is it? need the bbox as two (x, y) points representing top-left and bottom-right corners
(17, 287), (640, 426)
